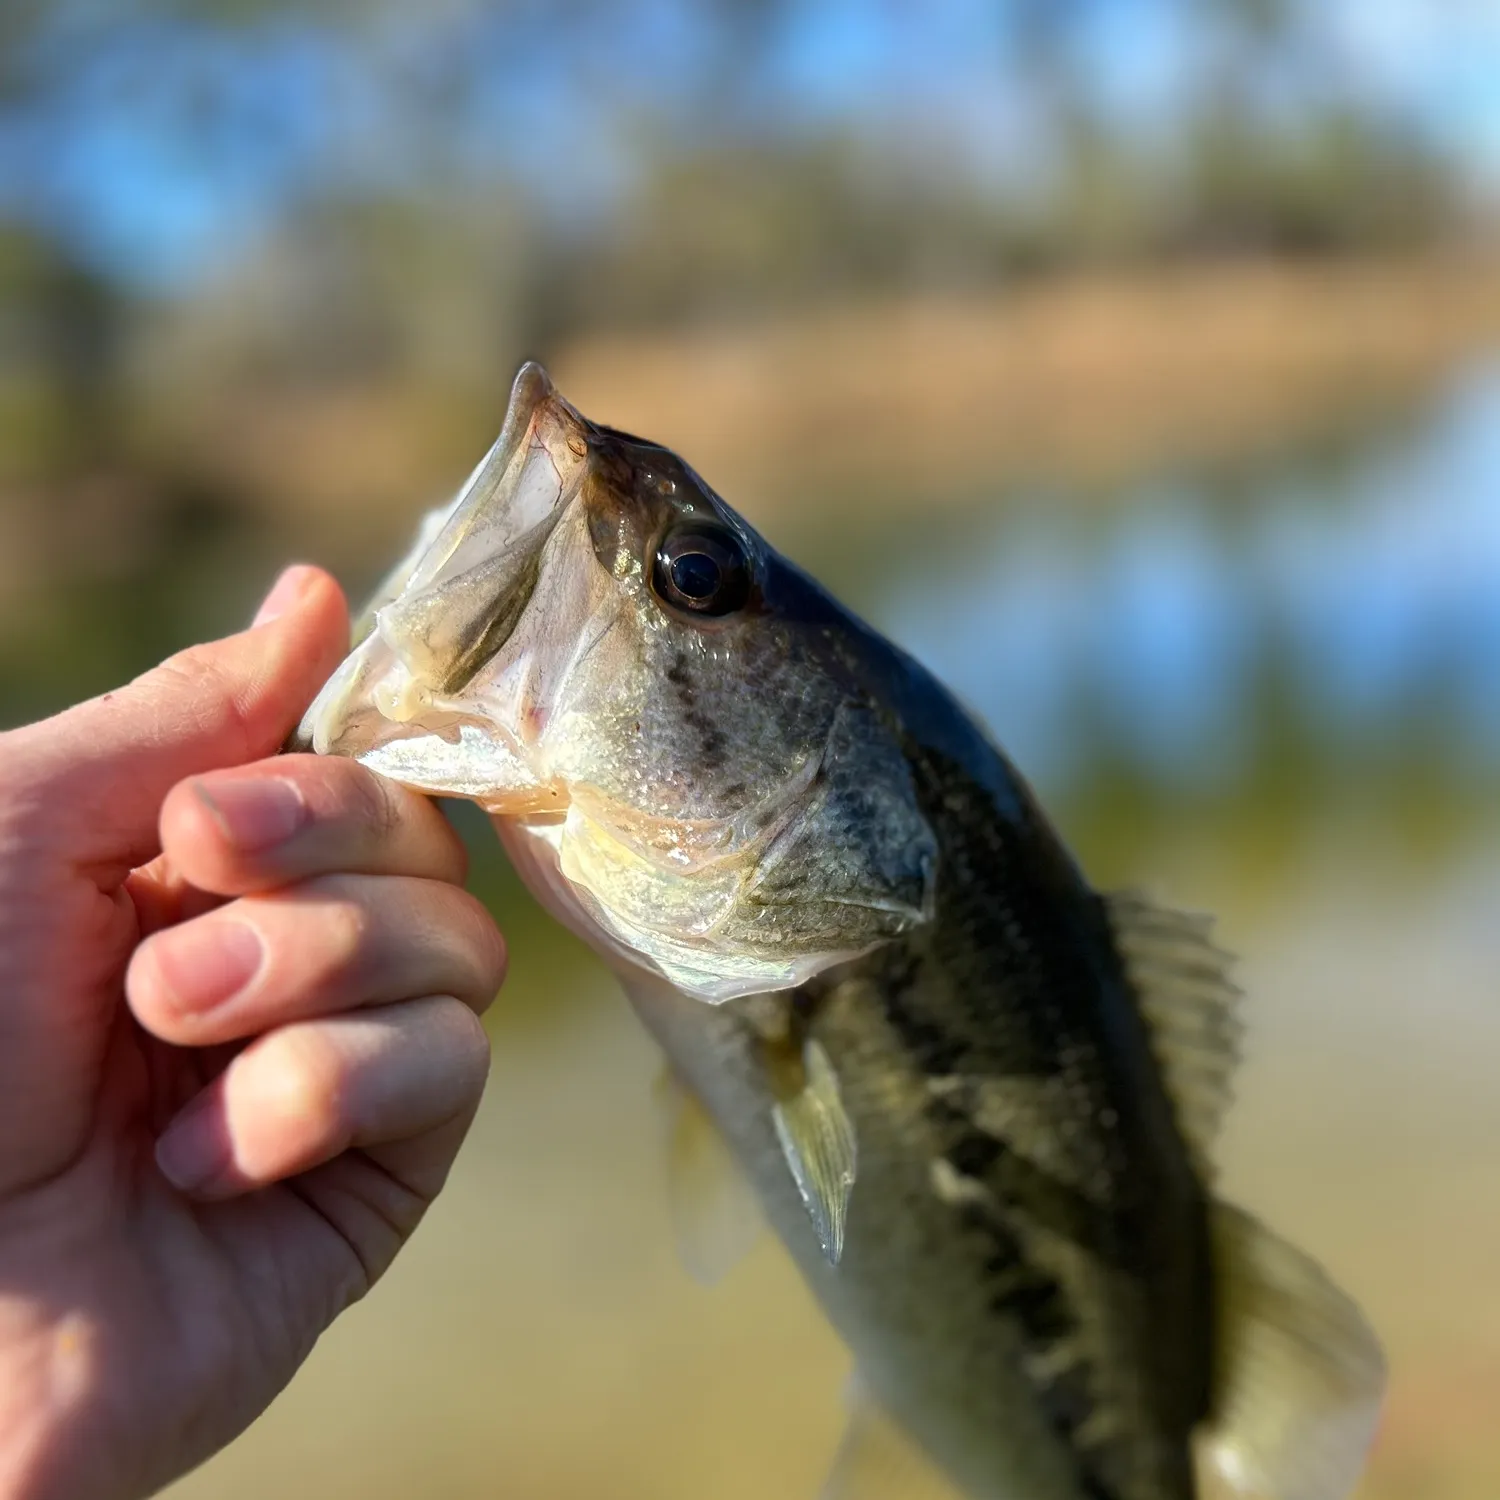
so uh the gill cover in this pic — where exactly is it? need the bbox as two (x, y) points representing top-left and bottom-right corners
(295, 362), (938, 1006)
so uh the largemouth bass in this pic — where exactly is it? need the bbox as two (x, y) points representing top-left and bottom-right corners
(294, 363), (1384, 1500)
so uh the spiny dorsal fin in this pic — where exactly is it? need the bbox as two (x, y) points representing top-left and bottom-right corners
(773, 1039), (858, 1266)
(1197, 1203), (1385, 1500)
(1105, 890), (1243, 1182)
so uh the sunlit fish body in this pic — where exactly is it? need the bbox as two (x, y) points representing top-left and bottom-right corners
(294, 364), (1384, 1500)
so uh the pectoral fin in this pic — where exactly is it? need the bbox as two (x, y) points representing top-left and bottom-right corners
(1197, 1203), (1385, 1500)
(820, 1382), (959, 1500)
(652, 1065), (763, 1286)
(772, 1039), (858, 1265)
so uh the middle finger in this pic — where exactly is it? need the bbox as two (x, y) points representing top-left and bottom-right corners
(126, 873), (507, 1045)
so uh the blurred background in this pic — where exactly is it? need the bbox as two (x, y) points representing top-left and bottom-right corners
(2, 1), (1499, 1495)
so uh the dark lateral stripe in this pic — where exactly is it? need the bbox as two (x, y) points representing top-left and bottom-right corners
(945, 1128), (1004, 1180)
(950, 1192), (1130, 1499)
(952, 1196), (1078, 1378)
(875, 947), (975, 1077)
(922, 1093), (1136, 1275)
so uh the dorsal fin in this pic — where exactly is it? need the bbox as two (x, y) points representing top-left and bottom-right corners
(1105, 890), (1243, 1182)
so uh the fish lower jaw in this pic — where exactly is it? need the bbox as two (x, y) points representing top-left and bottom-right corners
(492, 813), (663, 985)
(475, 782), (570, 817)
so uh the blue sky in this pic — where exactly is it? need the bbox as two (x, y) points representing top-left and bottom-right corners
(1319, 0), (1500, 179)
(3, 0), (1499, 290)
(885, 360), (1500, 791)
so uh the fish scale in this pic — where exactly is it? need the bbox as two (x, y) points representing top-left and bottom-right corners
(295, 361), (1386, 1500)
(786, 772), (1210, 1500)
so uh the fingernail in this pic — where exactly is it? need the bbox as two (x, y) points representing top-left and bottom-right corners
(253, 565), (319, 627)
(156, 1091), (231, 1195)
(195, 776), (308, 852)
(151, 919), (264, 1016)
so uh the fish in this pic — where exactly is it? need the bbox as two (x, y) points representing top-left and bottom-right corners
(292, 362), (1385, 1500)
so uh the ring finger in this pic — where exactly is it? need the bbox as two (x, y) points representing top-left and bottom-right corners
(153, 995), (490, 1200)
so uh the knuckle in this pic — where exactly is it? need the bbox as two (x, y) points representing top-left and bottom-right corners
(434, 807), (469, 882)
(0, 728), (57, 850)
(341, 764), (404, 842)
(308, 891), (372, 977)
(428, 997), (492, 1097)
(142, 649), (256, 760)
(150, 645), (231, 704)
(258, 1027), (349, 1134)
(455, 894), (508, 1005)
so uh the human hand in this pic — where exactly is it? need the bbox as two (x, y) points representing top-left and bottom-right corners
(0, 567), (505, 1500)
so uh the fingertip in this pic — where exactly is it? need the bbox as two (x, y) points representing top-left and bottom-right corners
(157, 773), (312, 894)
(253, 564), (319, 627)
(255, 564), (350, 684)
(252, 563), (347, 634)
(156, 777), (224, 879)
(154, 999), (494, 1202)
(433, 798), (471, 885)
(161, 756), (471, 894)
(195, 774), (310, 854)
(155, 1082), (232, 1197)
(240, 566), (350, 725)
(155, 1027), (350, 1200)
(467, 901), (509, 1016)
(446, 995), (493, 1098)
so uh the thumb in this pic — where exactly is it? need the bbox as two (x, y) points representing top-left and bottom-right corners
(17, 565), (350, 884)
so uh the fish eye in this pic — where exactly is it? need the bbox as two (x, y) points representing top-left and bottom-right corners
(652, 524), (751, 616)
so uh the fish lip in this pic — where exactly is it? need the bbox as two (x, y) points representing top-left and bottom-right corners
(499, 362), (556, 457)
(463, 361), (565, 523)
(404, 361), (581, 595)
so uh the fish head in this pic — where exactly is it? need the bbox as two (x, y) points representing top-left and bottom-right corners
(296, 362), (937, 1001)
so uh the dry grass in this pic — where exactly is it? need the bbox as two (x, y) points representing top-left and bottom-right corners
(142, 251), (1500, 561)
(549, 252), (1500, 516)
(11, 250), (1497, 612)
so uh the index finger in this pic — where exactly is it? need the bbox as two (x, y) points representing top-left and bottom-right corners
(160, 755), (469, 895)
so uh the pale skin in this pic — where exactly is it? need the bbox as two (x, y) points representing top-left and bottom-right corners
(0, 566), (507, 1500)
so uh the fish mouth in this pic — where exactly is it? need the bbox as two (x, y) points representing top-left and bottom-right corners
(289, 361), (592, 807)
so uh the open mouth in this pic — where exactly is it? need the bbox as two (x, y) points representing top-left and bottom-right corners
(289, 362), (592, 808)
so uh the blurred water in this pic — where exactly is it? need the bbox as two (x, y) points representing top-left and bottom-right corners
(883, 362), (1500, 808)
